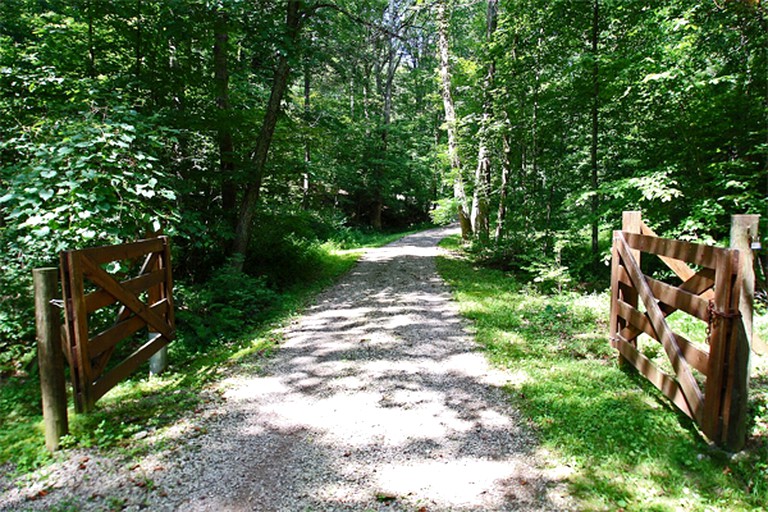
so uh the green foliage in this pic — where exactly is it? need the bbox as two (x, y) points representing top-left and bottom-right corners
(429, 197), (459, 226)
(175, 263), (279, 352)
(438, 234), (768, 511)
(0, 106), (177, 256)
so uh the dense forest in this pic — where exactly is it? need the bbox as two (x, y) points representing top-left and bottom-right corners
(1, 0), (766, 375)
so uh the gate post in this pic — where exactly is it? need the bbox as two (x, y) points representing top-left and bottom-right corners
(34, 267), (69, 451)
(722, 214), (760, 450)
(731, 215), (763, 354)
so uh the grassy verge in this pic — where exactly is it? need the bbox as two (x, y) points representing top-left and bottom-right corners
(437, 235), (767, 511)
(0, 225), (428, 478)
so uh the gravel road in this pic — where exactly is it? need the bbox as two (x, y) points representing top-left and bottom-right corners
(1, 226), (571, 511)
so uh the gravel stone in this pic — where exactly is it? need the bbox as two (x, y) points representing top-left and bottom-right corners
(0, 226), (573, 511)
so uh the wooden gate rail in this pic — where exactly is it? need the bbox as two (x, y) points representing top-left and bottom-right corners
(609, 212), (748, 450)
(60, 237), (175, 412)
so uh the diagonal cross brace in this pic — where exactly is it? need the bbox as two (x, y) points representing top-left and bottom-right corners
(615, 232), (704, 422)
(80, 256), (174, 341)
(620, 268), (714, 344)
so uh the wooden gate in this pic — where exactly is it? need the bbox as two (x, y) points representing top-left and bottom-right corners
(609, 212), (748, 450)
(60, 237), (175, 412)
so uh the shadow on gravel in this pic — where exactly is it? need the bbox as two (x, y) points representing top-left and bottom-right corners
(171, 228), (563, 510)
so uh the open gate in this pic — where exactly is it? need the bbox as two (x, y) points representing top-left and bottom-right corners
(60, 237), (175, 412)
(609, 212), (749, 450)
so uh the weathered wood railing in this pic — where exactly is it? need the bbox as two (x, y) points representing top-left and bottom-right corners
(609, 211), (757, 451)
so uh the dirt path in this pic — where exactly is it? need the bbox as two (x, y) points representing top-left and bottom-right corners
(2, 226), (569, 511)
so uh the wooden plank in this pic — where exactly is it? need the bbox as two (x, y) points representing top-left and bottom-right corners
(613, 336), (694, 419)
(623, 232), (730, 270)
(618, 266), (713, 313)
(59, 254), (76, 374)
(616, 300), (709, 375)
(616, 232), (704, 421)
(92, 333), (169, 401)
(80, 256), (174, 340)
(641, 220), (694, 281)
(67, 238), (164, 266)
(619, 263), (711, 340)
(639, 221), (714, 300)
(85, 269), (165, 313)
(721, 250), (746, 449)
(88, 300), (170, 360)
(610, 234), (622, 342)
(646, 276), (709, 322)
(623, 211), (642, 265)
(161, 237), (176, 330)
(63, 251), (96, 412)
(702, 251), (735, 441)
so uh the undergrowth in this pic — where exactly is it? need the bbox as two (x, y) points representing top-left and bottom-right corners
(437, 234), (767, 511)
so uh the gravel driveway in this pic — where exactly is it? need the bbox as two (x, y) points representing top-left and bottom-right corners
(1, 226), (570, 511)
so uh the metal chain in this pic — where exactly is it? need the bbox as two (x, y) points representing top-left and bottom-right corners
(704, 299), (741, 346)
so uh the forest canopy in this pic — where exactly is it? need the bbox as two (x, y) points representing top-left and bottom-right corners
(1, 0), (766, 373)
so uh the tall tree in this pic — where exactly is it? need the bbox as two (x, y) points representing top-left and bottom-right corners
(232, 0), (305, 264)
(436, 0), (471, 238)
(470, 0), (498, 242)
(214, 6), (237, 218)
(589, 0), (599, 270)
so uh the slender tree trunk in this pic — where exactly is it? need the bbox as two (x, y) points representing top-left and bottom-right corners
(87, 0), (95, 77)
(232, 0), (303, 265)
(303, 55), (311, 209)
(349, 75), (355, 118)
(214, 8), (236, 218)
(530, 28), (542, 236)
(470, 0), (498, 243)
(135, 0), (142, 81)
(590, 0), (600, 270)
(495, 131), (512, 241)
(436, 0), (471, 238)
(371, 28), (401, 231)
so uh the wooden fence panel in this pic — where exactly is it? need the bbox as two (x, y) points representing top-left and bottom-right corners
(61, 237), (174, 412)
(609, 214), (747, 450)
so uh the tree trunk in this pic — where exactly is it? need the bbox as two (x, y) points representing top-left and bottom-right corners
(303, 54), (311, 209)
(495, 131), (512, 241)
(231, 0), (303, 265)
(436, 0), (471, 238)
(470, 0), (498, 243)
(214, 8), (237, 218)
(590, 0), (600, 270)
(135, 0), (142, 81)
(86, 0), (95, 77)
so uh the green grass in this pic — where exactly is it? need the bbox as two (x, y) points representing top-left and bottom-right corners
(0, 225), (427, 477)
(437, 235), (768, 511)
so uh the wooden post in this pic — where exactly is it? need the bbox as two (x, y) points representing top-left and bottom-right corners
(622, 211), (642, 263)
(34, 267), (68, 451)
(148, 242), (167, 376)
(731, 214), (764, 355)
(147, 232), (168, 376)
(617, 211), (642, 367)
(721, 214), (760, 451)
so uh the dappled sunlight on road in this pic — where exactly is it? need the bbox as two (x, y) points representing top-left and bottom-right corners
(130, 226), (566, 511)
